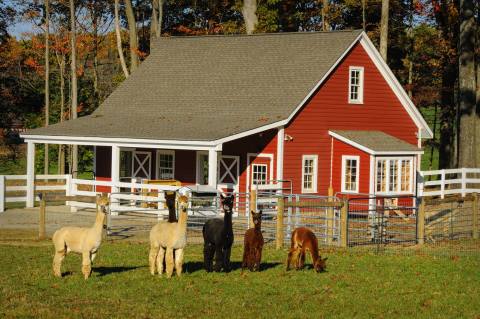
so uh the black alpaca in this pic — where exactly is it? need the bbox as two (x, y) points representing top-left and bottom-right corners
(203, 194), (234, 272)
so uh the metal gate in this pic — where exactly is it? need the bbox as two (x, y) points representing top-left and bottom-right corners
(347, 196), (418, 247)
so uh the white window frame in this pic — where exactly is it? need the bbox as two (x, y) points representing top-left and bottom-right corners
(348, 66), (364, 104)
(375, 157), (414, 195)
(251, 164), (268, 185)
(156, 150), (175, 180)
(301, 155), (318, 193)
(196, 151), (209, 185)
(341, 155), (360, 193)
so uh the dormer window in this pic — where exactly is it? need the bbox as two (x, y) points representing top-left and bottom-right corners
(348, 66), (364, 104)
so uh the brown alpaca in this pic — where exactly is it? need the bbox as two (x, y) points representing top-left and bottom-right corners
(52, 194), (109, 279)
(242, 210), (264, 272)
(286, 227), (327, 272)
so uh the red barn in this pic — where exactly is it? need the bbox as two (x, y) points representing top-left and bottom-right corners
(22, 30), (432, 200)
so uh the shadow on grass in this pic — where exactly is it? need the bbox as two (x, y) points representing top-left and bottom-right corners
(94, 266), (143, 277)
(184, 261), (283, 273)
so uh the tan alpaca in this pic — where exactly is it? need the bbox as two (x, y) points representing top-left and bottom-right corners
(149, 195), (189, 278)
(52, 194), (109, 279)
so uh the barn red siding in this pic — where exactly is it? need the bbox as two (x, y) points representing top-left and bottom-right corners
(283, 42), (418, 195)
(223, 129), (278, 193)
(173, 150), (196, 185)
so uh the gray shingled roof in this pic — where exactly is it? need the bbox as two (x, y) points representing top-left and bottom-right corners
(25, 30), (362, 141)
(330, 130), (422, 153)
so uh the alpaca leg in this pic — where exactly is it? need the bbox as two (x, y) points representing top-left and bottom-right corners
(254, 247), (262, 271)
(156, 246), (165, 276)
(214, 246), (224, 272)
(297, 251), (306, 270)
(52, 250), (66, 277)
(223, 247), (232, 272)
(286, 249), (295, 271)
(165, 247), (174, 278)
(149, 244), (159, 275)
(241, 244), (249, 272)
(174, 248), (184, 277)
(82, 251), (92, 280)
(203, 243), (214, 272)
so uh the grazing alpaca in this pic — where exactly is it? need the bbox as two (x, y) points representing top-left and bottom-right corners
(52, 194), (110, 279)
(242, 210), (264, 272)
(203, 194), (234, 272)
(149, 195), (189, 278)
(165, 191), (177, 222)
(286, 227), (327, 272)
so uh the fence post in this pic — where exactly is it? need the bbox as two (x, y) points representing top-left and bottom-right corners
(39, 194), (46, 240)
(440, 169), (445, 199)
(0, 175), (5, 213)
(417, 197), (425, 245)
(249, 186), (257, 228)
(473, 193), (478, 239)
(276, 196), (284, 249)
(461, 168), (467, 197)
(340, 200), (348, 247)
(327, 186), (334, 245)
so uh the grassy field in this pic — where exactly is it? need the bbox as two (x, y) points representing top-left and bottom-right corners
(0, 236), (479, 319)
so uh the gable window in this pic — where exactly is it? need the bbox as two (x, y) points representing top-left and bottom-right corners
(157, 150), (174, 180)
(341, 155), (359, 193)
(252, 164), (267, 185)
(376, 158), (413, 194)
(302, 155), (318, 193)
(348, 66), (364, 104)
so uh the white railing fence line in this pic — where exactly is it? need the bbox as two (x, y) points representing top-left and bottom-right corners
(418, 168), (480, 198)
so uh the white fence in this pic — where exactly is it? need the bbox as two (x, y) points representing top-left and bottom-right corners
(418, 168), (480, 198)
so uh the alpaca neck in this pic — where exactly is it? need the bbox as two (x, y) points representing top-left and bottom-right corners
(93, 211), (105, 233)
(254, 222), (261, 232)
(177, 209), (188, 227)
(223, 211), (232, 231)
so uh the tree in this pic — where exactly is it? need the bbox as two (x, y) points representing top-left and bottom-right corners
(124, 0), (138, 71)
(115, 0), (129, 78)
(242, 0), (258, 34)
(379, 0), (389, 61)
(322, 0), (329, 31)
(458, 0), (477, 167)
(44, 0), (50, 175)
(70, 0), (78, 176)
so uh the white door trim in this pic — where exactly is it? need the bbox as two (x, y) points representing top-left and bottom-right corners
(132, 151), (152, 179)
(246, 153), (274, 193)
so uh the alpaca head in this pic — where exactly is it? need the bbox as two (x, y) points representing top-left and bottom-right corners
(251, 210), (262, 227)
(314, 256), (328, 273)
(220, 194), (234, 214)
(177, 195), (189, 213)
(96, 193), (109, 213)
(165, 191), (176, 211)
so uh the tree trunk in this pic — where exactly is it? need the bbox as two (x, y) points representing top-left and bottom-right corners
(475, 1), (480, 167)
(439, 64), (457, 169)
(158, 0), (163, 36)
(70, 0), (78, 177)
(458, 0), (476, 168)
(150, 0), (158, 46)
(44, 0), (50, 176)
(322, 0), (329, 31)
(362, 0), (366, 31)
(115, 0), (129, 78)
(242, 0), (258, 35)
(379, 0), (389, 61)
(57, 53), (66, 175)
(125, 0), (139, 71)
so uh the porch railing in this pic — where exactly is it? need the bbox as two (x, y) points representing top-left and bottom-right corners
(418, 168), (480, 198)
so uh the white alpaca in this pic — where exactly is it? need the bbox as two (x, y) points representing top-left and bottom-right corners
(52, 194), (109, 279)
(149, 195), (189, 278)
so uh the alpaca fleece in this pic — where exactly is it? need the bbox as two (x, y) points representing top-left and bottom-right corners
(242, 210), (264, 272)
(203, 194), (234, 272)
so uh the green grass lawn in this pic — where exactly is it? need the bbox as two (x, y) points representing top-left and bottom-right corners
(0, 239), (479, 319)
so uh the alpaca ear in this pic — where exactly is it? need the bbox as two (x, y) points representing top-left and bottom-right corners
(258, 210), (263, 215)
(323, 257), (328, 262)
(220, 194), (225, 199)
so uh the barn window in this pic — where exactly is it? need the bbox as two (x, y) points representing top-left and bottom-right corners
(376, 158), (413, 194)
(348, 66), (364, 104)
(156, 150), (175, 180)
(341, 155), (359, 193)
(252, 164), (268, 185)
(302, 155), (318, 193)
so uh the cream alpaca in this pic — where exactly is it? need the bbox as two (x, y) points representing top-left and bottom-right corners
(149, 195), (189, 278)
(52, 194), (109, 279)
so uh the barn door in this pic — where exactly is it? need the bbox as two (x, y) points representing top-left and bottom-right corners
(218, 155), (240, 192)
(132, 151), (152, 179)
(247, 154), (273, 192)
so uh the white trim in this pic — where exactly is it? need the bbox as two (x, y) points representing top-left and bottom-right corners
(111, 145), (120, 193)
(328, 131), (424, 155)
(375, 156), (415, 195)
(155, 150), (175, 180)
(132, 151), (152, 179)
(246, 153), (274, 193)
(208, 149), (220, 188)
(218, 155), (240, 185)
(301, 155), (318, 193)
(251, 164), (268, 186)
(359, 35), (433, 139)
(196, 151), (209, 185)
(276, 127), (284, 188)
(341, 155), (360, 194)
(348, 66), (364, 104)
(329, 136), (334, 187)
(369, 155), (375, 196)
(26, 142), (35, 207)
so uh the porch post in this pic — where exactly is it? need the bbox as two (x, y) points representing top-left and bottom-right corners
(276, 127), (284, 190)
(26, 141), (36, 207)
(111, 145), (120, 194)
(208, 149), (220, 189)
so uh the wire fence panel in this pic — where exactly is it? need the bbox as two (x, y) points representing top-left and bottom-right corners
(347, 196), (417, 247)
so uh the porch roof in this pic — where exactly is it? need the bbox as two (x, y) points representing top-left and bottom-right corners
(23, 30), (363, 143)
(329, 130), (423, 155)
